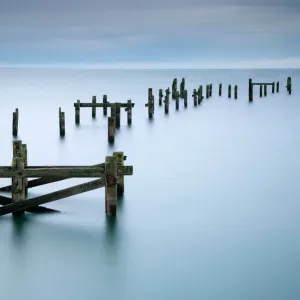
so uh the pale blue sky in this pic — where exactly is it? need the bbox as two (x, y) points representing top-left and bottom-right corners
(0, 0), (299, 68)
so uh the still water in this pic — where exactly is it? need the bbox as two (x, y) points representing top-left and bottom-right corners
(0, 69), (300, 300)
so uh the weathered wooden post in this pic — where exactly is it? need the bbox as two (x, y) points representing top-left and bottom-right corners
(276, 81), (279, 93)
(286, 77), (292, 94)
(21, 144), (28, 197)
(113, 152), (125, 195)
(115, 105), (121, 129)
(180, 78), (185, 98)
(219, 83), (222, 96)
(103, 95), (108, 116)
(183, 90), (187, 108)
(172, 78), (177, 99)
(92, 96), (96, 118)
(164, 88), (170, 114)
(175, 91), (179, 110)
(145, 88), (154, 118)
(264, 84), (267, 97)
(193, 89), (197, 106)
(272, 82), (275, 94)
(75, 100), (80, 124)
(105, 156), (118, 216)
(12, 140), (25, 216)
(260, 85), (263, 97)
(198, 86), (203, 104)
(12, 108), (19, 137)
(159, 89), (163, 106)
(125, 99), (132, 125)
(234, 85), (238, 99)
(249, 78), (253, 102)
(59, 107), (65, 136)
(108, 117), (115, 144)
(209, 84), (212, 97)
(228, 85), (231, 98)
(206, 84), (209, 99)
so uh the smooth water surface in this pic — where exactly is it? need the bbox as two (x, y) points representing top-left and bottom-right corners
(0, 69), (300, 300)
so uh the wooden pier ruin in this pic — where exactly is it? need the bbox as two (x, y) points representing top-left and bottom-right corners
(248, 78), (281, 101)
(58, 107), (65, 137)
(12, 108), (19, 137)
(0, 141), (133, 217)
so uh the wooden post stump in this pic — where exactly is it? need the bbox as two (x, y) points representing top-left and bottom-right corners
(206, 84), (209, 99)
(234, 85), (238, 99)
(286, 77), (292, 94)
(108, 117), (115, 144)
(75, 100), (80, 124)
(272, 82), (275, 94)
(113, 152), (125, 195)
(159, 89), (163, 106)
(180, 78), (185, 98)
(172, 78), (177, 99)
(59, 107), (65, 136)
(183, 90), (187, 108)
(115, 106), (121, 128)
(145, 88), (154, 118)
(276, 81), (279, 93)
(12, 140), (25, 216)
(164, 88), (170, 114)
(219, 83), (222, 96)
(192, 89), (197, 106)
(175, 91), (179, 110)
(21, 144), (28, 197)
(209, 84), (212, 97)
(125, 99), (132, 125)
(92, 96), (96, 118)
(198, 86), (203, 104)
(103, 95), (108, 116)
(228, 85), (231, 98)
(264, 84), (267, 97)
(105, 156), (118, 216)
(249, 78), (253, 102)
(12, 108), (19, 137)
(260, 85), (263, 97)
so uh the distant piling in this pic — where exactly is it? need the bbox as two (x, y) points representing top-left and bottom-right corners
(12, 108), (19, 137)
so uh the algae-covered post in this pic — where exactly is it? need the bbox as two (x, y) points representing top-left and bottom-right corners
(249, 78), (253, 101)
(209, 84), (212, 97)
(260, 85), (263, 97)
(234, 85), (238, 99)
(175, 91), (179, 110)
(108, 117), (115, 144)
(228, 85), (231, 98)
(206, 84), (209, 99)
(272, 82), (275, 94)
(183, 90), (187, 108)
(125, 99), (132, 125)
(219, 83), (222, 96)
(103, 95), (108, 116)
(198, 85), (203, 104)
(92, 96), (97, 118)
(115, 105), (121, 129)
(180, 78), (185, 98)
(172, 78), (177, 99)
(276, 81), (279, 93)
(192, 89), (197, 106)
(164, 88), (170, 114)
(59, 107), (65, 136)
(21, 143), (28, 197)
(75, 100), (80, 124)
(12, 140), (25, 216)
(12, 108), (19, 137)
(105, 156), (118, 216)
(159, 89), (163, 106)
(113, 152), (125, 195)
(145, 88), (154, 118)
(286, 77), (292, 94)
(264, 84), (267, 97)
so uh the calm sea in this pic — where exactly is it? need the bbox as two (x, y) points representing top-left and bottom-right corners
(0, 69), (299, 300)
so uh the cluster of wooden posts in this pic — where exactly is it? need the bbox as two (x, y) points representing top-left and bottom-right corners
(0, 140), (133, 217)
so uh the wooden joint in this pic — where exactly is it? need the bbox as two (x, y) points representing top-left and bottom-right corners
(106, 175), (117, 185)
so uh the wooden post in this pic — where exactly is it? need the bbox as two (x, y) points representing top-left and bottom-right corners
(175, 91), (179, 110)
(209, 84), (212, 97)
(12, 140), (25, 216)
(108, 117), (115, 144)
(115, 106), (121, 129)
(193, 89), (197, 106)
(75, 100), (80, 124)
(286, 77), (292, 94)
(126, 99), (132, 125)
(92, 96), (96, 118)
(21, 144), (28, 197)
(164, 88), (170, 114)
(228, 85), (231, 98)
(198, 86), (203, 104)
(183, 90), (187, 108)
(172, 78), (177, 99)
(260, 85), (263, 97)
(12, 108), (19, 137)
(59, 107), (65, 136)
(249, 78), (253, 102)
(264, 84), (267, 97)
(103, 95), (108, 116)
(113, 152), (125, 195)
(234, 85), (238, 99)
(145, 88), (154, 118)
(180, 78), (185, 98)
(219, 83), (222, 96)
(105, 156), (118, 216)
(272, 82), (275, 94)
(276, 81), (279, 93)
(206, 84), (209, 99)
(159, 89), (163, 106)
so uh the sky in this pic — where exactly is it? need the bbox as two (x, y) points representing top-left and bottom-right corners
(0, 0), (299, 68)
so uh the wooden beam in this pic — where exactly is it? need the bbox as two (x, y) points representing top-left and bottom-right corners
(26, 206), (60, 214)
(0, 195), (12, 205)
(252, 83), (274, 86)
(0, 178), (105, 216)
(75, 102), (135, 108)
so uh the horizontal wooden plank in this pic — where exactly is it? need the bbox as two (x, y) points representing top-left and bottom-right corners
(0, 195), (12, 206)
(0, 178), (105, 216)
(252, 83), (274, 85)
(26, 206), (60, 214)
(119, 166), (133, 176)
(75, 102), (135, 108)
